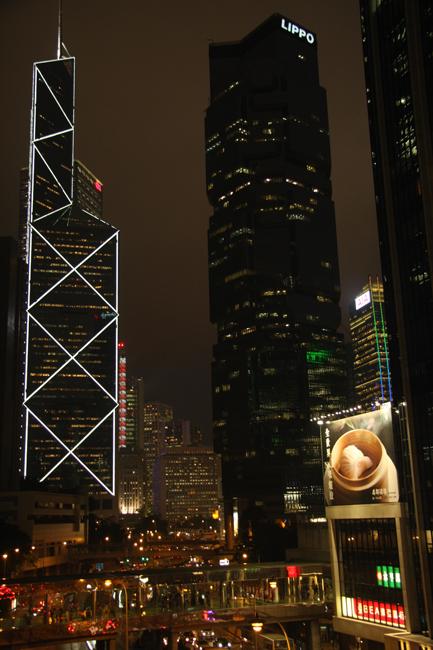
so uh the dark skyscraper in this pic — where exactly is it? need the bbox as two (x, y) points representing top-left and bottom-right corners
(0, 237), (20, 490)
(206, 15), (347, 530)
(361, 0), (433, 637)
(22, 54), (118, 497)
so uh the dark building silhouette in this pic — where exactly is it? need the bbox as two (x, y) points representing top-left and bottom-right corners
(361, 0), (433, 638)
(206, 15), (347, 532)
(21, 55), (118, 498)
(174, 419), (205, 448)
(0, 237), (21, 490)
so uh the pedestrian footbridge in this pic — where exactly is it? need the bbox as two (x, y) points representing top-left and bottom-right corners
(0, 562), (332, 648)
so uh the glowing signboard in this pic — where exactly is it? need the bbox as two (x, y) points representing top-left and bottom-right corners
(377, 565), (401, 589)
(286, 565), (301, 578)
(306, 349), (330, 364)
(281, 18), (315, 44)
(341, 596), (405, 629)
(355, 289), (371, 310)
(322, 402), (399, 506)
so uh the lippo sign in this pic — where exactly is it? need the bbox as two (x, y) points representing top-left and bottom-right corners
(281, 18), (315, 45)
(341, 596), (405, 629)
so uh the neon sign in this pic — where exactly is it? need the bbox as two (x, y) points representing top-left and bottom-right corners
(341, 596), (405, 629)
(281, 18), (315, 44)
(306, 349), (330, 364)
(286, 565), (301, 578)
(94, 180), (103, 192)
(377, 565), (401, 589)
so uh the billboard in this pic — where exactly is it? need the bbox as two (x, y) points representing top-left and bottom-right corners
(323, 403), (399, 505)
(341, 596), (405, 628)
(355, 289), (371, 310)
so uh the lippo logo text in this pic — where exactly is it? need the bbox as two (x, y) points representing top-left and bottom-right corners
(281, 18), (315, 44)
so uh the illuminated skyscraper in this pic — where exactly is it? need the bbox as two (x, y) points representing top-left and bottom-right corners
(118, 341), (127, 449)
(153, 446), (223, 535)
(206, 15), (347, 528)
(125, 377), (144, 450)
(22, 54), (118, 496)
(118, 450), (146, 515)
(142, 402), (173, 514)
(349, 278), (392, 407)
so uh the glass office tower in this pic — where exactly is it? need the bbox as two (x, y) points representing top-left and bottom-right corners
(206, 15), (347, 529)
(349, 278), (392, 408)
(360, 0), (433, 638)
(22, 56), (118, 496)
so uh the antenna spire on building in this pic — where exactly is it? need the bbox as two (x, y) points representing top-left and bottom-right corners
(56, 0), (71, 59)
(57, 0), (62, 59)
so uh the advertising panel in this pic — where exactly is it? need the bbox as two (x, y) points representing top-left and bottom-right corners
(341, 596), (405, 629)
(323, 403), (399, 505)
(355, 289), (371, 310)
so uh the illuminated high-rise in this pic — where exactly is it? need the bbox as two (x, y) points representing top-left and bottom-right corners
(118, 341), (127, 449)
(125, 377), (144, 450)
(118, 450), (146, 515)
(206, 14), (347, 530)
(349, 278), (392, 408)
(153, 445), (223, 535)
(22, 54), (118, 497)
(117, 343), (146, 516)
(142, 402), (173, 514)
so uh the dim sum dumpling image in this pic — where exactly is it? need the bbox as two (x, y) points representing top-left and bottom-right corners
(338, 444), (373, 479)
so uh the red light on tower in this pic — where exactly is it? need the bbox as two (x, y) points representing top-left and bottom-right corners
(94, 180), (103, 192)
(118, 341), (125, 349)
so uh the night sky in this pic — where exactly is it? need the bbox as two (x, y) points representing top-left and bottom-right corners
(0, 0), (381, 436)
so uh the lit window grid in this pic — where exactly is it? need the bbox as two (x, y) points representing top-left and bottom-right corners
(349, 293), (391, 405)
(23, 58), (118, 495)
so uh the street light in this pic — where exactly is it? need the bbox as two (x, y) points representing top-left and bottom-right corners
(104, 579), (129, 648)
(2, 553), (8, 579)
(120, 581), (129, 649)
(86, 582), (98, 618)
(251, 620), (263, 633)
(251, 620), (292, 650)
